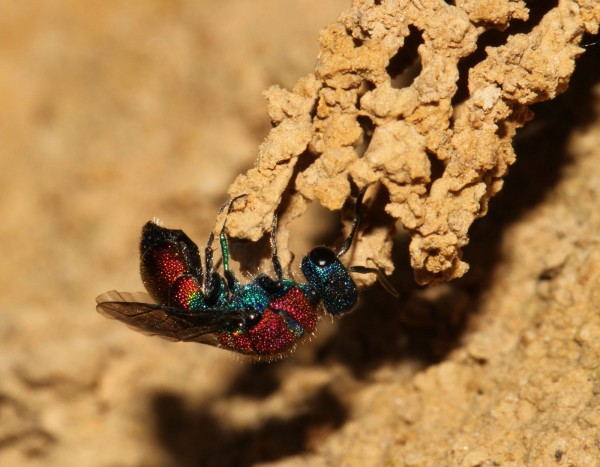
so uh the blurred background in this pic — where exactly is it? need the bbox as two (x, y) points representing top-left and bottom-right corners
(2, 1), (599, 466)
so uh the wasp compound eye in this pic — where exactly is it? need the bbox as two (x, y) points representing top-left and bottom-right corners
(309, 246), (337, 268)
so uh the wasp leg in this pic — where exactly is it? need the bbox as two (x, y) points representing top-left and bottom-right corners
(220, 229), (239, 293)
(254, 213), (285, 294)
(255, 274), (284, 294)
(215, 195), (247, 293)
(337, 185), (369, 258)
(270, 214), (284, 283)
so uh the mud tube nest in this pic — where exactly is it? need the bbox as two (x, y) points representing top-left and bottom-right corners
(226, 0), (600, 286)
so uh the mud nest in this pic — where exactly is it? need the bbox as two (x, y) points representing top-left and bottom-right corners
(225, 0), (599, 285)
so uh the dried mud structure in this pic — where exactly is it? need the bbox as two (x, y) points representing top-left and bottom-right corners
(226, 0), (599, 285)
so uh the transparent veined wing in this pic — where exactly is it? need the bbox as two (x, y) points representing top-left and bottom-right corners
(96, 290), (245, 344)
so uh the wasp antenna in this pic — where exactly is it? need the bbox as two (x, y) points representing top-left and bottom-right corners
(348, 260), (399, 298)
(337, 185), (369, 258)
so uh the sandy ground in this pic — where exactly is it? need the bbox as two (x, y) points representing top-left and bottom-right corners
(1, 1), (600, 466)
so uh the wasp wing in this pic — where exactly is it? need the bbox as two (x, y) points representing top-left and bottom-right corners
(96, 290), (244, 344)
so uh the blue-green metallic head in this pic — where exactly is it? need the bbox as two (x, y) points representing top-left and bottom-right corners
(300, 246), (358, 316)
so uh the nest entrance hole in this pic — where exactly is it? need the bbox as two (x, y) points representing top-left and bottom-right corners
(386, 25), (424, 89)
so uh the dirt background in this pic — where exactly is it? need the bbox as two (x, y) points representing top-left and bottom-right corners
(1, 1), (600, 466)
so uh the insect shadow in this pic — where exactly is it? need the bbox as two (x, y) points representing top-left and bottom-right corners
(151, 385), (347, 467)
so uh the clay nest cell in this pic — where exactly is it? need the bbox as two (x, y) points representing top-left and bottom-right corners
(225, 0), (600, 286)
